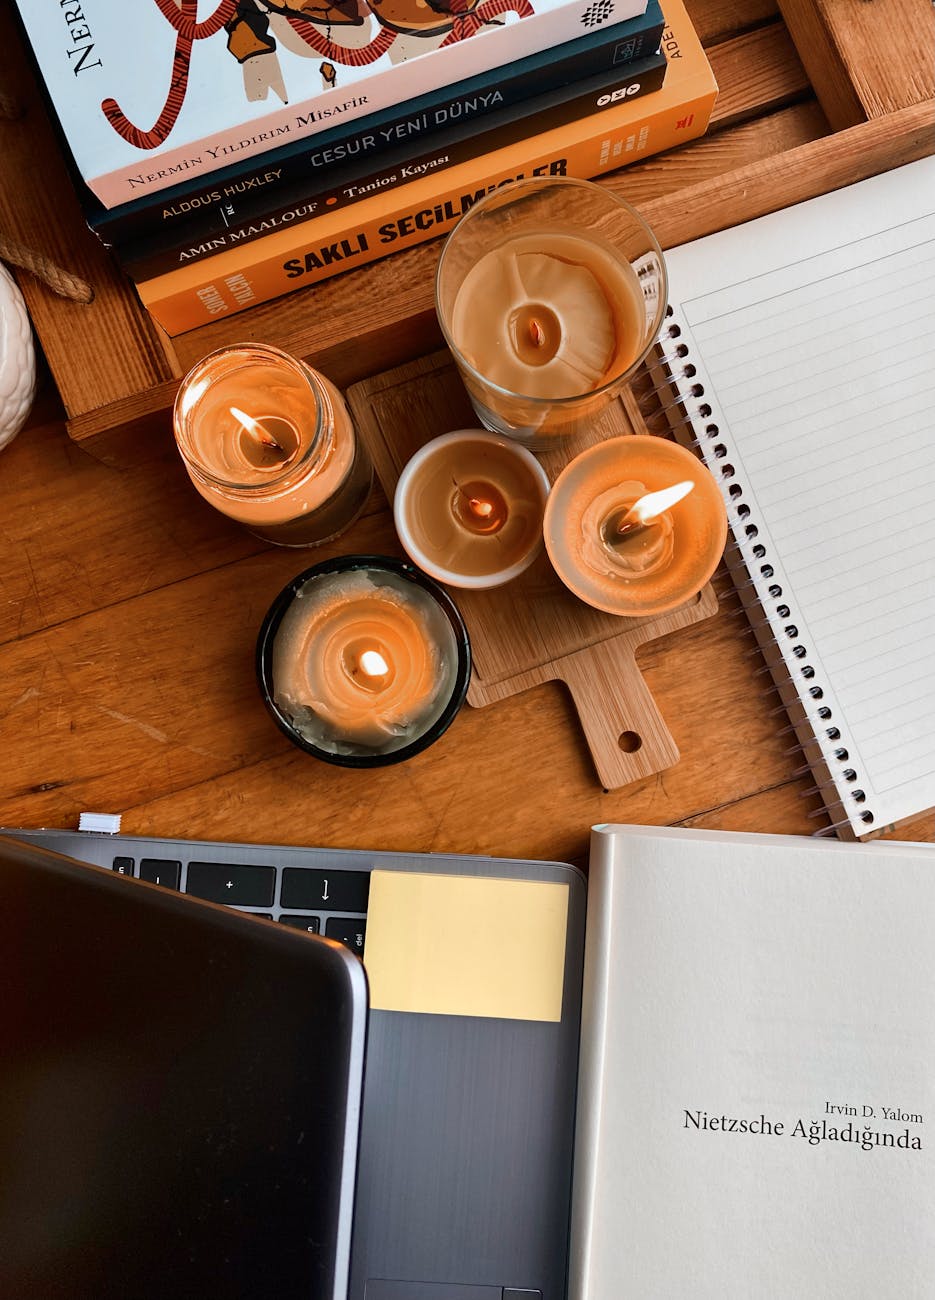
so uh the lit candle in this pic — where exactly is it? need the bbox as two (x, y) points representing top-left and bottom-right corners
(543, 435), (727, 617)
(173, 343), (372, 547)
(393, 430), (550, 589)
(435, 177), (667, 444)
(256, 556), (471, 766)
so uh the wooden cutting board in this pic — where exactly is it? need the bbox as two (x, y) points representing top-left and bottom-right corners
(346, 351), (718, 789)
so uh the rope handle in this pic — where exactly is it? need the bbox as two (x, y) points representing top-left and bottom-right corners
(0, 233), (95, 304)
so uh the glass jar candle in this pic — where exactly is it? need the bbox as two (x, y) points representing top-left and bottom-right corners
(256, 556), (472, 767)
(173, 343), (372, 547)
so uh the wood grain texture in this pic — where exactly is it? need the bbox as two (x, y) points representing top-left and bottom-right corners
(706, 21), (811, 128)
(688, 0), (779, 44)
(0, 416), (387, 644)
(612, 100), (829, 208)
(778, 0), (935, 130)
(628, 98), (935, 249)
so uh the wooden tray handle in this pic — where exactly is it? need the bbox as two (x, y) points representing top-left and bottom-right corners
(559, 639), (679, 790)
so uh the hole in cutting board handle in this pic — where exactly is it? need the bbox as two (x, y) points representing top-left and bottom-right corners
(618, 731), (643, 753)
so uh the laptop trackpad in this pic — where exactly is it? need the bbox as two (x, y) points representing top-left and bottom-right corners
(364, 1283), (504, 1299)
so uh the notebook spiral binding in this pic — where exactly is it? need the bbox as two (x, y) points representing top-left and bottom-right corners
(637, 308), (876, 838)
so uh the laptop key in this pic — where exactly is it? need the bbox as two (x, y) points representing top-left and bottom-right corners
(325, 916), (366, 955)
(281, 867), (370, 913)
(112, 856), (134, 876)
(138, 859), (181, 890)
(278, 915), (321, 934)
(186, 862), (276, 907)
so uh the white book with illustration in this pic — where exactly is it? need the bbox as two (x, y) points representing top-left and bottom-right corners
(14, 0), (648, 207)
(572, 823), (935, 1298)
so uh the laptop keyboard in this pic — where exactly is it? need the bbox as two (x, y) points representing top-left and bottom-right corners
(112, 851), (368, 954)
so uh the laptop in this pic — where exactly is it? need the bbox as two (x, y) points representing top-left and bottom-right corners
(0, 827), (586, 1300)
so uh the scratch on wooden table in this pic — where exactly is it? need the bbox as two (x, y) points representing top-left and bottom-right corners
(8, 685), (40, 711)
(98, 706), (171, 745)
(15, 545), (45, 634)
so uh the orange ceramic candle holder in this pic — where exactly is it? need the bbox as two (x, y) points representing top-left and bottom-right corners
(256, 556), (471, 767)
(435, 177), (667, 446)
(173, 343), (372, 547)
(543, 435), (727, 617)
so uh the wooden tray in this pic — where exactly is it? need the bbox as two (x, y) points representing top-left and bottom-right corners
(347, 351), (718, 789)
(1, 0), (933, 466)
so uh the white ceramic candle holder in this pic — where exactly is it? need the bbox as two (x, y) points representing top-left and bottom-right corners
(393, 429), (550, 590)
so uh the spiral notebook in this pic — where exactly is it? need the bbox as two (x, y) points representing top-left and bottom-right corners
(653, 155), (935, 838)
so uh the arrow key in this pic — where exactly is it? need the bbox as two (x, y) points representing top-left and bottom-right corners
(281, 868), (370, 913)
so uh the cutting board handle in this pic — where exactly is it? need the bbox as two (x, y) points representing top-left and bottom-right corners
(560, 639), (679, 790)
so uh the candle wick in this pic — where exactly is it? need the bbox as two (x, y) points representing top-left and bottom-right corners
(230, 405), (284, 451)
(255, 426), (283, 451)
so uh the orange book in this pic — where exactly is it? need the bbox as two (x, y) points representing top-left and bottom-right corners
(137, 0), (715, 336)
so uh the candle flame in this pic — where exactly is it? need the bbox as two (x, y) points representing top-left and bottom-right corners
(358, 649), (390, 679)
(528, 317), (546, 348)
(468, 496), (494, 519)
(230, 405), (282, 449)
(618, 480), (695, 533)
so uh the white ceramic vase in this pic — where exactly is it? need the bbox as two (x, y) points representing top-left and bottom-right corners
(0, 261), (37, 450)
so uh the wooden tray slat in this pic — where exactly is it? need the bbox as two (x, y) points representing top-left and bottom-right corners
(778, 0), (935, 130)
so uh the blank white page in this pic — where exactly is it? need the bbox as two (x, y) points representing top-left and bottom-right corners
(662, 157), (935, 835)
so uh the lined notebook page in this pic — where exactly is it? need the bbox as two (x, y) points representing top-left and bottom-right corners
(662, 157), (935, 835)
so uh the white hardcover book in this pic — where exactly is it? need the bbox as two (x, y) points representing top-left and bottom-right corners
(571, 823), (935, 1299)
(15, 0), (649, 208)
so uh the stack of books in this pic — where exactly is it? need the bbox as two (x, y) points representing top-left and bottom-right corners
(14, 0), (717, 336)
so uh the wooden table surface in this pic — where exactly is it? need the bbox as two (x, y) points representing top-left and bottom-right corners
(1, 0), (932, 870)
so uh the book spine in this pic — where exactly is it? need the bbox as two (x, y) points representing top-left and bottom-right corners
(89, 0), (651, 207)
(136, 88), (716, 335)
(120, 54), (668, 280)
(89, 2), (665, 247)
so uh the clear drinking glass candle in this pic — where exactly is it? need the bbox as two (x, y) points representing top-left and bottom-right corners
(435, 177), (667, 446)
(173, 343), (372, 547)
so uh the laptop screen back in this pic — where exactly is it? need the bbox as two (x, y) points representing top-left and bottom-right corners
(0, 835), (366, 1300)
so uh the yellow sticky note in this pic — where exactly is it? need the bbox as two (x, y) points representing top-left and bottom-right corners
(363, 870), (569, 1022)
